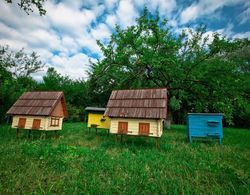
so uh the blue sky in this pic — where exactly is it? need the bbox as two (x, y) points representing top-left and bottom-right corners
(0, 0), (249, 80)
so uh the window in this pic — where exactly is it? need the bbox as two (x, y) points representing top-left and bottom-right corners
(50, 117), (60, 127)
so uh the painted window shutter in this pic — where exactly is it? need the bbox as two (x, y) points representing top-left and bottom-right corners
(32, 119), (41, 130)
(118, 122), (128, 134)
(18, 118), (26, 128)
(139, 123), (150, 136)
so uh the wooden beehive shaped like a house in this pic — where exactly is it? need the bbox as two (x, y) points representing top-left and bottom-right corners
(104, 88), (168, 137)
(7, 91), (68, 131)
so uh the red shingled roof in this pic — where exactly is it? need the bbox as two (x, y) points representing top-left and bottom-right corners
(7, 91), (68, 117)
(104, 88), (167, 119)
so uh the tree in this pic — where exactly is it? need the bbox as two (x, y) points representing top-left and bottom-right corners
(4, 0), (46, 15)
(0, 46), (44, 78)
(88, 8), (250, 125)
(38, 67), (91, 121)
(0, 45), (43, 123)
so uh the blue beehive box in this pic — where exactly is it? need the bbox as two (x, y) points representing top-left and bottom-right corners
(187, 113), (223, 144)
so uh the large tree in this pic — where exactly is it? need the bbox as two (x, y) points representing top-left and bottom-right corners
(88, 8), (250, 125)
(0, 46), (44, 123)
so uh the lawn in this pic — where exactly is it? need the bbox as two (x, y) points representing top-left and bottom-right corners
(0, 122), (249, 194)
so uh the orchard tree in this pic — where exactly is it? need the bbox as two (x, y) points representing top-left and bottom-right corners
(88, 8), (250, 125)
(0, 45), (43, 123)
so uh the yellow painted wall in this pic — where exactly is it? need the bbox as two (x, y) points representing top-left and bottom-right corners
(12, 115), (63, 131)
(110, 118), (163, 137)
(87, 113), (110, 129)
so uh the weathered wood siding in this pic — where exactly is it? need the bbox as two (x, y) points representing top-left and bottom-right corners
(110, 118), (163, 137)
(87, 113), (110, 129)
(51, 100), (64, 117)
(12, 115), (63, 131)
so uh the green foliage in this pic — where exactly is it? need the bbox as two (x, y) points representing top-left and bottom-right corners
(0, 9), (249, 126)
(0, 123), (249, 193)
(37, 67), (91, 121)
(88, 8), (250, 125)
(0, 46), (44, 123)
(4, 0), (46, 15)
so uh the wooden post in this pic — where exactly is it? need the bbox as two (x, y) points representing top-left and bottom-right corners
(16, 128), (19, 138)
(28, 130), (31, 139)
(54, 130), (58, 138)
(155, 137), (160, 148)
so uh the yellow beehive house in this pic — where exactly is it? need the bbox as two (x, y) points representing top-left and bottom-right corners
(85, 107), (110, 129)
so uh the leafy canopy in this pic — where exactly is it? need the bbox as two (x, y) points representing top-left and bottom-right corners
(89, 8), (250, 124)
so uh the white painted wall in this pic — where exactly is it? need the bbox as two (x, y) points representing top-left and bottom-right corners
(110, 118), (163, 137)
(12, 115), (63, 131)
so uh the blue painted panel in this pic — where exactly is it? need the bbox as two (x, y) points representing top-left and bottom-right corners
(187, 113), (223, 144)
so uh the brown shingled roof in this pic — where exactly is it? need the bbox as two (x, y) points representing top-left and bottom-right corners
(7, 91), (68, 117)
(104, 88), (167, 119)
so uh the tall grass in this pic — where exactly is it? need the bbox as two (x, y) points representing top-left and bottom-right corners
(0, 123), (249, 194)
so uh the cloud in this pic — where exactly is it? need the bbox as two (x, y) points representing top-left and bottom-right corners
(239, 1), (250, 24)
(0, 0), (249, 82)
(91, 23), (111, 40)
(116, 0), (138, 28)
(134, 0), (176, 16)
(50, 53), (96, 80)
(233, 31), (250, 39)
(180, 0), (246, 24)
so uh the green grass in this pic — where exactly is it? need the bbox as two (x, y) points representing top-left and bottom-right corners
(0, 123), (249, 194)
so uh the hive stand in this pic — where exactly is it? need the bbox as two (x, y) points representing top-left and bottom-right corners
(115, 133), (160, 148)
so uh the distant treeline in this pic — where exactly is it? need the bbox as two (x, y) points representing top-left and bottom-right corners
(1, 9), (249, 127)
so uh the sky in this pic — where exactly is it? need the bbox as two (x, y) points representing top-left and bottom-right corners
(0, 0), (249, 81)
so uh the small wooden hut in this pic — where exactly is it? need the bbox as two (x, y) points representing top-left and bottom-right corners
(104, 88), (168, 138)
(85, 107), (110, 129)
(7, 91), (68, 133)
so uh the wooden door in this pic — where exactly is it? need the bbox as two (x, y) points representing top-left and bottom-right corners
(118, 122), (128, 134)
(139, 123), (150, 136)
(32, 119), (41, 130)
(18, 118), (26, 128)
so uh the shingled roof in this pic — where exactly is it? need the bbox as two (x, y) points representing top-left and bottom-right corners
(7, 91), (68, 117)
(104, 88), (167, 119)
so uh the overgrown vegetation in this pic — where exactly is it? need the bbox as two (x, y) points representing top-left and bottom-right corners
(0, 123), (249, 194)
(0, 9), (249, 126)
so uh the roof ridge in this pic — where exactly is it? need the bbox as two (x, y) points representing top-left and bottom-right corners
(112, 87), (167, 91)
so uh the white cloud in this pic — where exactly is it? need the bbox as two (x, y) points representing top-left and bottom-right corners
(50, 53), (96, 79)
(116, 0), (138, 28)
(106, 14), (117, 28)
(0, 0), (249, 81)
(134, 0), (176, 16)
(91, 23), (111, 40)
(239, 1), (250, 24)
(180, 0), (246, 24)
(233, 31), (250, 39)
